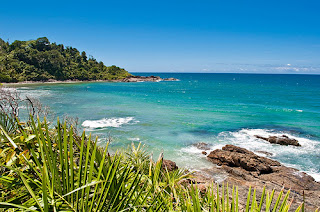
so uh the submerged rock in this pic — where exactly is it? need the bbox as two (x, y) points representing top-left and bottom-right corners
(256, 150), (273, 156)
(255, 135), (301, 146)
(192, 142), (211, 150)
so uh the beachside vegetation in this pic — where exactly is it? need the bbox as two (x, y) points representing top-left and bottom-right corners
(0, 87), (310, 211)
(0, 37), (131, 83)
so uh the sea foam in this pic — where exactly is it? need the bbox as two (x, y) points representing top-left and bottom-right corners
(217, 128), (319, 154)
(217, 128), (320, 181)
(82, 117), (136, 129)
(178, 128), (320, 182)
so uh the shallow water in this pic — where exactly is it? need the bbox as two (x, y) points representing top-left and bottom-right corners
(15, 73), (320, 181)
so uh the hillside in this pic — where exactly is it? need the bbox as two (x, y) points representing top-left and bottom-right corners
(0, 37), (131, 82)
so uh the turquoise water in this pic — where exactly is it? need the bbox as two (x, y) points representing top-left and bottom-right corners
(17, 73), (320, 180)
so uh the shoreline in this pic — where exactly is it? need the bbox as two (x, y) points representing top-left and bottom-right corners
(182, 143), (320, 210)
(2, 79), (112, 87)
(1, 75), (179, 87)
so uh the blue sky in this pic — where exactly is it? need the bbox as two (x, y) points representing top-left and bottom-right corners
(1, 0), (320, 73)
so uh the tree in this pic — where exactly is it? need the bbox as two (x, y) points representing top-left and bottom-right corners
(81, 51), (87, 61)
(0, 37), (132, 82)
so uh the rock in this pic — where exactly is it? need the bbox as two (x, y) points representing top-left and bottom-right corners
(256, 150), (273, 156)
(204, 144), (320, 211)
(206, 144), (320, 191)
(255, 135), (301, 146)
(162, 159), (178, 172)
(192, 142), (211, 150)
(207, 145), (280, 174)
(202, 151), (207, 155)
(121, 76), (178, 82)
(179, 178), (196, 186)
(163, 77), (178, 81)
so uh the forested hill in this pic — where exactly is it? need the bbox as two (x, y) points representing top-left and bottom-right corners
(0, 37), (132, 83)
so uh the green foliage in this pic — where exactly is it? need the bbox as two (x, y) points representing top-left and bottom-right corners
(0, 116), (312, 211)
(0, 37), (132, 82)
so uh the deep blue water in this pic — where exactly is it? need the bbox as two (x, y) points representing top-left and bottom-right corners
(16, 73), (320, 180)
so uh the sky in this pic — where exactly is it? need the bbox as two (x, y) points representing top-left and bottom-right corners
(1, 0), (320, 74)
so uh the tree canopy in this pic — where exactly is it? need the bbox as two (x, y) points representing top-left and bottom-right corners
(0, 37), (131, 82)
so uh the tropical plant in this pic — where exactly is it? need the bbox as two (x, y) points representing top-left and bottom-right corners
(0, 115), (314, 211)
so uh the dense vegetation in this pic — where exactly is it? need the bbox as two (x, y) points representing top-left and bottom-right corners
(0, 87), (309, 211)
(0, 37), (131, 83)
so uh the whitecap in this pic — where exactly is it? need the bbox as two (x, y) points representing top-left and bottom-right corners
(217, 128), (319, 152)
(82, 117), (136, 129)
(180, 146), (206, 155)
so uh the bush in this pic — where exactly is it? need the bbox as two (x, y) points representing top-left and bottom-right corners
(0, 115), (309, 211)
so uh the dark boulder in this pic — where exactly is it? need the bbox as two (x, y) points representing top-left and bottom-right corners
(207, 145), (280, 174)
(162, 159), (178, 172)
(206, 145), (319, 191)
(255, 135), (301, 146)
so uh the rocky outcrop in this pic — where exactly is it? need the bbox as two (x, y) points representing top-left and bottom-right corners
(121, 76), (178, 82)
(162, 159), (178, 172)
(204, 145), (320, 210)
(255, 135), (301, 146)
(207, 145), (280, 174)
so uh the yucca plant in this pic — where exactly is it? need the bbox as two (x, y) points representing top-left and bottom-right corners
(0, 116), (314, 212)
(0, 116), (168, 211)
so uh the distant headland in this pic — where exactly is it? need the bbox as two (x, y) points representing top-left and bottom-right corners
(0, 37), (177, 84)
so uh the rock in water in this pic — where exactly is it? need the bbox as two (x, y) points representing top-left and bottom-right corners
(162, 159), (178, 171)
(255, 135), (301, 146)
(203, 145), (320, 210)
(256, 150), (273, 156)
(192, 142), (211, 150)
(206, 145), (319, 191)
(207, 145), (280, 174)
(121, 76), (178, 82)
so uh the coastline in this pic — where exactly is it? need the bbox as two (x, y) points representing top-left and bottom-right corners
(183, 143), (320, 210)
(1, 75), (179, 87)
(1, 73), (320, 210)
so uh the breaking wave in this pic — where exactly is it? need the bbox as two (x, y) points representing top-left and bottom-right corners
(217, 128), (320, 181)
(178, 128), (320, 181)
(217, 128), (319, 155)
(82, 117), (137, 129)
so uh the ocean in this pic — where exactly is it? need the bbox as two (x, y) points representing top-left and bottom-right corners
(16, 73), (320, 181)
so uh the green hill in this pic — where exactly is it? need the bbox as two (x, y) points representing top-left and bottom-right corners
(0, 37), (131, 82)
